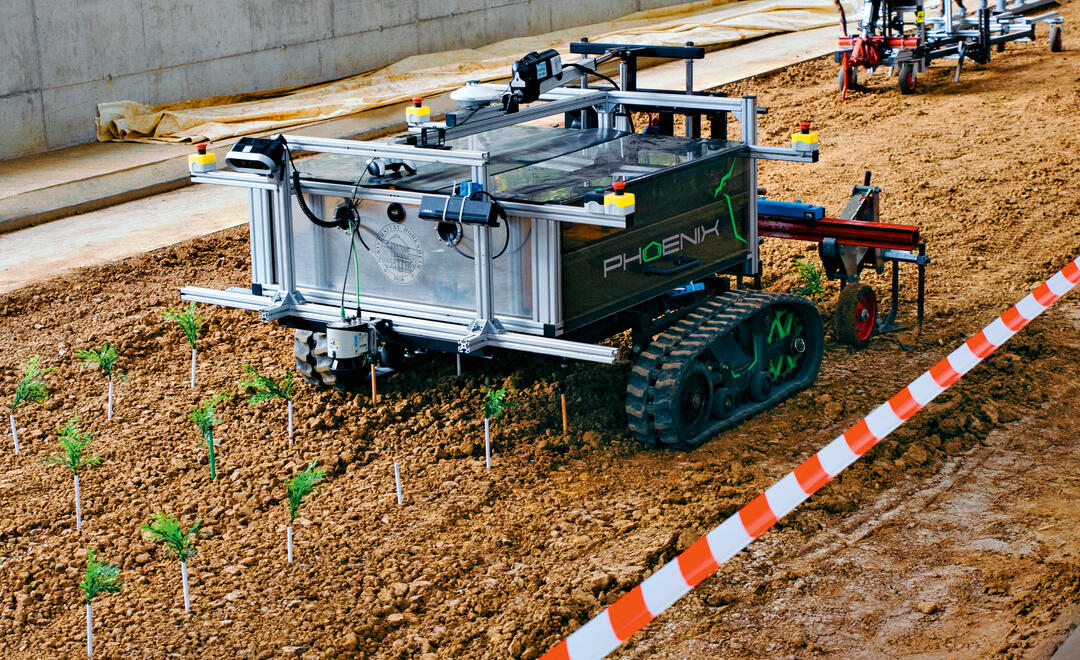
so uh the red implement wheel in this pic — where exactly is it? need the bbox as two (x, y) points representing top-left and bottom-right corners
(898, 63), (917, 94)
(835, 284), (877, 346)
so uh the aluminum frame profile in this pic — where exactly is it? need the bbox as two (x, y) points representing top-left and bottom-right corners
(179, 285), (618, 363)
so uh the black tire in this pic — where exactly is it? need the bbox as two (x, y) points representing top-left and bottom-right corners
(712, 388), (735, 420)
(898, 63), (917, 94)
(996, 42), (1005, 53)
(1049, 25), (1063, 53)
(672, 362), (713, 446)
(749, 371), (773, 401)
(835, 284), (877, 347)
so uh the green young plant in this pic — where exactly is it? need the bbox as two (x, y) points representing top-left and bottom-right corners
(792, 259), (827, 302)
(285, 460), (326, 563)
(79, 548), (122, 658)
(189, 392), (229, 480)
(45, 415), (101, 531)
(163, 302), (204, 388)
(75, 343), (126, 421)
(142, 512), (203, 612)
(482, 387), (513, 422)
(9, 354), (53, 454)
(239, 364), (297, 443)
(480, 387), (515, 469)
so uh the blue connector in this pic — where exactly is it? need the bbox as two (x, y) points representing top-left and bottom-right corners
(757, 197), (825, 222)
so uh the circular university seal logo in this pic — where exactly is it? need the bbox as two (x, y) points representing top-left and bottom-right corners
(374, 223), (424, 285)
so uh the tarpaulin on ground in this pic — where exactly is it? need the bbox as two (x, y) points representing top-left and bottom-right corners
(95, 0), (854, 144)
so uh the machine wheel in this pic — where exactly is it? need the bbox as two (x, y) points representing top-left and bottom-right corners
(898, 63), (917, 94)
(671, 362), (713, 445)
(835, 284), (877, 347)
(749, 371), (773, 401)
(626, 290), (824, 449)
(837, 66), (857, 91)
(1049, 25), (1063, 52)
(294, 329), (364, 390)
(712, 388), (735, 420)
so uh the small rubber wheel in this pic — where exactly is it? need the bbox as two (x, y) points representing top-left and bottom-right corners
(749, 371), (773, 402)
(675, 362), (713, 444)
(898, 63), (917, 94)
(835, 284), (878, 347)
(996, 42), (1005, 53)
(1049, 25), (1063, 52)
(712, 387), (736, 420)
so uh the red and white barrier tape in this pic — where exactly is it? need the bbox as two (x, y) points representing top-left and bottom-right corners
(542, 257), (1080, 660)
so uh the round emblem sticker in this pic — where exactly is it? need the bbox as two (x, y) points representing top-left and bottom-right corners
(374, 223), (424, 285)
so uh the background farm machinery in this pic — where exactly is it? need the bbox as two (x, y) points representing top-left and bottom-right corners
(836, 0), (1064, 97)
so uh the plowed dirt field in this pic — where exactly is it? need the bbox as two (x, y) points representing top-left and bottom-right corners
(1, 5), (1079, 658)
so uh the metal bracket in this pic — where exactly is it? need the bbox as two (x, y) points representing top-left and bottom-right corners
(459, 318), (505, 353)
(259, 290), (306, 322)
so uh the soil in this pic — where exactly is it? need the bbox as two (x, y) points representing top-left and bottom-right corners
(2, 5), (1080, 658)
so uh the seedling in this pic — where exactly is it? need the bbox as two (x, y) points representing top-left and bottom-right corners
(285, 460), (326, 563)
(9, 354), (53, 454)
(239, 365), (296, 443)
(45, 415), (101, 531)
(792, 259), (827, 302)
(163, 302), (204, 388)
(142, 512), (203, 612)
(75, 343), (126, 422)
(79, 548), (122, 658)
(481, 386), (514, 469)
(189, 392), (228, 480)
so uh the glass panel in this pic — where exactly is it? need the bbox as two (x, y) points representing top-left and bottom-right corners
(289, 194), (532, 320)
(297, 125), (741, 205)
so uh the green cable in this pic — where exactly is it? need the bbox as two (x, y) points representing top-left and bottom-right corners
(352, 228), (362, 312)
(713, 160), (746, 244)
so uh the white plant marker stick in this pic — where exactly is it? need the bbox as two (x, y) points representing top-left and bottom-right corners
(190, 349), (197, 389)
(74, 473), (82, 531)
(394, 462), (403, 505)
(287, 525), (293, 563)
(107, 380), (113, 422)
(180, 560), (190, 612)
(287, 400), (294, 445)
(86, 602), (93, 659)
(484, 417), (491, 469)
(9, 414), (18, 454)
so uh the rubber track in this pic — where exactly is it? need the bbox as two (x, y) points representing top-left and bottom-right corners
(625, 290), (823, 448)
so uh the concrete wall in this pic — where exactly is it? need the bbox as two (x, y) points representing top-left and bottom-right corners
(0, 0), (687, 160)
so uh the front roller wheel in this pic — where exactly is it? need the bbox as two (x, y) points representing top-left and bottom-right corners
(666, 362), (714, 446)
(835, 284), (877, 347)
